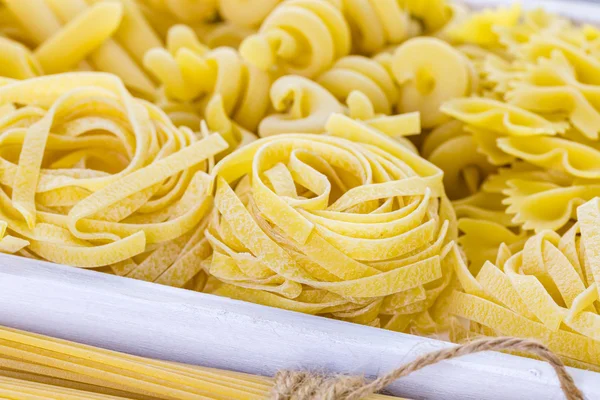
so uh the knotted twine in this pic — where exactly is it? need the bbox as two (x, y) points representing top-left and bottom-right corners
(271, 337), (585, 400)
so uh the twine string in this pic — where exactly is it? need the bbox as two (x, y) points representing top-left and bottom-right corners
(271, 337), (585, 400)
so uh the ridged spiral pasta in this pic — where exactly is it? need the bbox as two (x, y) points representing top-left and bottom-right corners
(204, 113), (457, 328)
(448, 198), (600, 369)
(144, 24), (272, 133)
(219, 0), (282, 28)
(239, 0), (351, 78)
(0, 72), (228, 287)
(340, 0), (421, 55)
(316, 55), (398, 115)
(258, 75), (421, 144)
(392, 37), (475, 128)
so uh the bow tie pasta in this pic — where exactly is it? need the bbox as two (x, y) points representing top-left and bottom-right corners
(0, 73), (228, 287)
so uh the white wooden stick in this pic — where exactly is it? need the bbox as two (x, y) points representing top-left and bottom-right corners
(0, 254), (598, 400)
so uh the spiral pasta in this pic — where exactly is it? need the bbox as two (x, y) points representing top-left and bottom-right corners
(448, 197), (600, 368)
(258, 75), (421, 143)
(340, 0), (420, 55)
(204, 113), (456, 328)
(0, 73), (228, 287)
(144, 24), (272, 134)
(392, 37), (475, 128)
(239, 0), (351, 78)
(317, 55), (398, 115)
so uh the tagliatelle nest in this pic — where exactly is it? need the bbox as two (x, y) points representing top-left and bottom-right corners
(0, 73), (228, 287)
(449, 197), (600, 371)
(203, 113), (459, 330)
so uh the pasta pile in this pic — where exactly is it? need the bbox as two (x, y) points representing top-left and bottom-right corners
(204, 113), (457, 328)
(0, 324), (399, 399)
(0, 73), (227, 287)
(1, 0), (600, 370)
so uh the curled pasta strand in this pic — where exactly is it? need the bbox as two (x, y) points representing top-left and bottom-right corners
(239, 0), (351, 78)
(392, 37), (474, 128)
(0, 72), (228, 289)
(144, 24), (272, 132)
(205, 113), (455, 326)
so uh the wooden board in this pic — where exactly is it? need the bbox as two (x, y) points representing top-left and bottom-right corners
(0, 254), (599, 400)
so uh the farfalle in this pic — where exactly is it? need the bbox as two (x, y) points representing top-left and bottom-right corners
(239, 0), (351, 78)
(317, 55), (398, 115)
(204, 112), (457, 328)
(392, 37), (475, 128)
(497, 136), (600, 180)
(449, 204), (600, 368)
(507, 50), (600, 140)
(259, 75), (420, 139)
(503, 179), (600, 232)
(441, 97), (569, 136)
(444, 3), (521, 47)
(144, 25), (272, 132)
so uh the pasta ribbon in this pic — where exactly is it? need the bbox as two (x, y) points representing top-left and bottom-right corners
(0, 37), (42, 79)
(0, 72), (228, 287)
(448, 200), (600, 367)
(239, 0), (351, 77)
(392, 37), (474, 128)
(205, 113), (456, 328)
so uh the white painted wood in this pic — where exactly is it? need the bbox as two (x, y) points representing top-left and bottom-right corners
(0, 254), (599, 400)
(463, 0), (600, 24)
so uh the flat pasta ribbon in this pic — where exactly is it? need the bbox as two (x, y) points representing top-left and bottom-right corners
(448, 200), (600, 367)
(204, 113), (457, 328)
(0, 72), (228, 289)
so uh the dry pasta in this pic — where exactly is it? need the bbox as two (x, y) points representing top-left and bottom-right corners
(203, 112), (457, 330)
(447, 198), (600, 370)
(0, 0), (599, 371)
(239, 0), (351, 78)
(144, 24), (272, 133)
(0, 324), (399, 399)
(0, 73), (227, 287)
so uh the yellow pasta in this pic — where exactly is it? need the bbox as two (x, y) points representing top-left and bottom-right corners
(239, 0), (351, 78)
(0, 73), (227, 286)
(340, 0), (420, 55)
(258, 75), (420, 142)
(204, 112), (456, 329)
(392, 37), (475, 128)
(448, 197), (600, 368)
(0, 37), (41, 80)
(317, 55), (398, 115)
(5, 0), (157, 96)
(144, 24), (272, 132)
(219, 0), (282, 28)
(0, 324), (398, 400)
